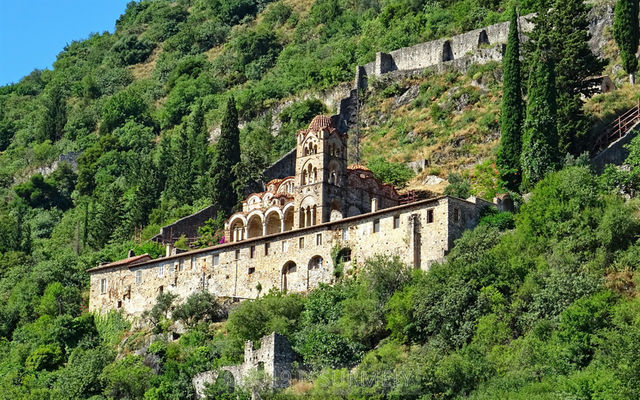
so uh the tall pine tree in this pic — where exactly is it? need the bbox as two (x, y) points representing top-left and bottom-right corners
(521, 46), (560, 190)
(528, 0), (606, 154)
(210, 96), (241, 215)
(497, 5), (524, 192)
(614, 0), (640, 84)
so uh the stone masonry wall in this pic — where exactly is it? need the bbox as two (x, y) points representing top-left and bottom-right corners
(89, 196), (492, 317)
(355, 15), (535, 89)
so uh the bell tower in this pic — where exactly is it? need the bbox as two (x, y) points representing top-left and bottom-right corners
(293, 115), (347, 228)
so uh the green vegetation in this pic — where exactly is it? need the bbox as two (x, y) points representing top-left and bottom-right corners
(520, 46), (559, 190)
(211, 96), (241, 216)
(496, 5), (523, 192)
(613, 0), (640, 84)
(1, 0), (640, 398)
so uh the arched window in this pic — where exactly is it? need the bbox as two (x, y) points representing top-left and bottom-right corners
(282, 261), (296, 292)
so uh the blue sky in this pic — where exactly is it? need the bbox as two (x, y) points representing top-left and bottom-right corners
(0, 0), (132, 86)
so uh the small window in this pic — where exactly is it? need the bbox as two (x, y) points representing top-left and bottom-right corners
(265, 242), (270, 256)
(213, 254), (220, 266)
(453, 208), (460, 223)
(339, 248), (352, 263)
(250, 246), (256, 259)
(427, 209), (434, 223)
(159, 285), (164, 294)
(136, 270), (142, 284)
(342, 228), (349, 241)
(316, 234), (322, 246)
(117, 300), (122, 309)
(158, 265), (164, 278)
(179, 260), (184, 272)
(373, 218), (380, 233)
(235, 249), (240, 260)
(282, 241), (289, 252)
(248, 267), (255, 275)
(169, 263), (175, 274)
(393, 215), (400, 229)
(100, 278), (107, 294)
(299, 237), (305, 249)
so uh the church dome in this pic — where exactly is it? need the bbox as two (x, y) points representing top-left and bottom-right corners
(308, 115), (337, 132)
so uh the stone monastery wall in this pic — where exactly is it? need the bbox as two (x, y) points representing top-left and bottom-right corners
(89, 196), (491, 317)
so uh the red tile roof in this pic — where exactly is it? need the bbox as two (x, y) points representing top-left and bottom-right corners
(87, 254), (152, 272)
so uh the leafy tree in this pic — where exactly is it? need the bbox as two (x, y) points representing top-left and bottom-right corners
(614, 0), (640, 84)
(14, 173), (73, 210)
(211, 97), (241, 215)
(25, 343), (65, 371)
(496, 5), (524, 191)
(444, 173), (472, 198)
(172, 291), (223, 328)
(143, 292), (178, 334)
(52, 346), (115, 400)
(367, 156), (415, 188)
(110, 34), (154, 66)
(100, 88), (153, 134)
(521, 46), (559, 190)
(100, 355), (153, 399)
(37, 282), (82, 317)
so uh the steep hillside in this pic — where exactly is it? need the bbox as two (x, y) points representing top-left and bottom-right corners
(2, 0), (640, 399)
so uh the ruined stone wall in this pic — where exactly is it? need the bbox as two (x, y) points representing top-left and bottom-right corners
(355, 15), (534, 89)
(89, 196), (492, 316)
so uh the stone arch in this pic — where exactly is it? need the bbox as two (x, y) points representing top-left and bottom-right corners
(327, 160), (341, 186)
(217, 369), (237, 390)
(308, 256), (323, 270)
(299, 196), (318, 228)
(442, 40), (454, 62)
(283, 204), (294, 231)
(264, 209), (283, 235)
(281, 261), (297, 292)
(478, 29), (489, 47)
(247, 195), (262, 207)
(262, 192), (274, 207)
(228, 215), (247, 242)
(246, 212), (264, 238)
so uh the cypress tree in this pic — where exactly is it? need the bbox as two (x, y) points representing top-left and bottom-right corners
(521, 46), (560, 190)
(188, 100), (211, 199)
(39, 81), (67, 143)
(614, 0), (640, 84)
(167, 125), (193, 204)
(210, 96), (241, 215)
(528, 0), (606, 154)
(497, 5), (524, 192)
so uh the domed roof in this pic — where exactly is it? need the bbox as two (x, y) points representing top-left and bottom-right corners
(308, 115), (335, 131)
